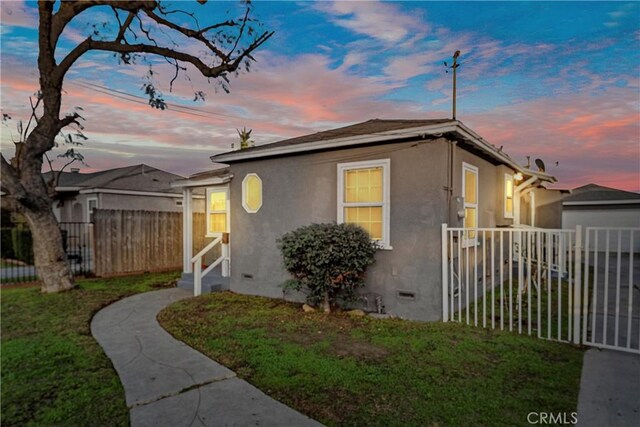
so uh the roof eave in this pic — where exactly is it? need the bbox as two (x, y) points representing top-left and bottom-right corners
(453, 123), (557, 183)
(171, 173), (233, 188)
(209, 120), (557, 184)
(210, 121), (459, 163)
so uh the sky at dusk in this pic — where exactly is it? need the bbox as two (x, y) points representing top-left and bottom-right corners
(1, 1), (639, 191)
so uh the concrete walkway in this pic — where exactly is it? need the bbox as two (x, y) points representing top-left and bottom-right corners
(91, 288), (321, 427)
(577, 348), (640, 427)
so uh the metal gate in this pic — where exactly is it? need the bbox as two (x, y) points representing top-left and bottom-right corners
(441, 224), (639, 354)
(0, 222), (94, 284)
(582, 228), (639, 353)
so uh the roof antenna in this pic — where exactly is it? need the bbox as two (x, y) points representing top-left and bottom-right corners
(444, 50), (461, 120)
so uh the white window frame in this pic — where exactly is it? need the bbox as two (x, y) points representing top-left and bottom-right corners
(337, 158), (391, 249)
(242, 173), (263, 213)
(504, 173), (514, 219)
(205, 186), (230, 237)
(86, 197), (98, 223)
(462, 162), (479, 247)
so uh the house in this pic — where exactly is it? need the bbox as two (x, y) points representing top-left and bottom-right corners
(561, 184), (640, 230)
(532, 183), (640, 251)
(175, 119), (557, 321)
(44, 164), (201, 223)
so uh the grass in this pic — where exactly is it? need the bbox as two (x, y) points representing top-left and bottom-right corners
(462, 278), (575, 341)
(159, 292), (585, 427)
(1, 271), (180, 427)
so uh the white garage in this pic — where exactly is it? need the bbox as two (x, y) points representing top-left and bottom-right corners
(561, 184), (640, 252)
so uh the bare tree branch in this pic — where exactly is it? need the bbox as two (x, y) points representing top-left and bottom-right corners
(227, 7), (250, 58)
(56, 113), (82, 132)
(145, 9), (231, 62)
(1, 154), (29, 203)
(114, 10), (136, 44)
(51, 1), (156, 50)
(56, 30), (272, 83)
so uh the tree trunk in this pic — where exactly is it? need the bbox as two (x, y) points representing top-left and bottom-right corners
(323, 290), (331, 313)
(23, 205), (75, 293)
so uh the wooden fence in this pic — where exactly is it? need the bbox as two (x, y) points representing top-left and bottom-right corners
(94, 209), (206, 277)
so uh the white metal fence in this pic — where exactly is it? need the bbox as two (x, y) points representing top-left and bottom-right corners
(582, 228), (639, 353)
(441, 224), (639, 354)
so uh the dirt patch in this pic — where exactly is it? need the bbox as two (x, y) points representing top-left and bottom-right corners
(150, 280), (176, 289)
(268, 328), (389, 362)
(330, 337), (390, 361)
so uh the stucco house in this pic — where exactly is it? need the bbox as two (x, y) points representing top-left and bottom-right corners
(175, 119), (557, 321)
(45, 164), (201, 222)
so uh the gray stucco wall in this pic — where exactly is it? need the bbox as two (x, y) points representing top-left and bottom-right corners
(218, 137), (524, 321)
(227, 138), (451, 321)
(452, 147), (513, 228)
(534, 188), (566, 229)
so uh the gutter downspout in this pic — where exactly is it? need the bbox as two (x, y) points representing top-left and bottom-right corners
(514, 176), (537, 227)
(446, 140), (458, 223)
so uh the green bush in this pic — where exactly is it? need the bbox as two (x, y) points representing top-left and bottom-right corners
(1, 228), (15, 259)
(278, 223), (377, 312)
(11, 228), (33, 264)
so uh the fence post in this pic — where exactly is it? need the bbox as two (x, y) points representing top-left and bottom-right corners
(441, 223), (449, 322)
(194, 258), (202, 297)
(573, 225), (582, 344)
(221, 232), (230, 277)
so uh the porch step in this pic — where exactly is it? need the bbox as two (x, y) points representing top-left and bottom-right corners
(177, 272), (230, 294)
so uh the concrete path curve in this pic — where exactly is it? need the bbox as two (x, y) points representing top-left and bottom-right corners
(91, 288), (322, 427)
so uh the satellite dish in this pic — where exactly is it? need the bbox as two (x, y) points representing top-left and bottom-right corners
(535, 158), (546, 172)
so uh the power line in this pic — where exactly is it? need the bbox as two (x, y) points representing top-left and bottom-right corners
(67, 80), (240, 121)
(76, 80), (244, 119)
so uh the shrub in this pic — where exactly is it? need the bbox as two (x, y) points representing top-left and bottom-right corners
(11, 228), (33, 264)
(278, 223), (377, 312)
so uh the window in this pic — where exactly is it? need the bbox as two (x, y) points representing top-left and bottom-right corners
(504, 173), (514, 219)
(206, 187), (228, 236)
(242, 174), (262, 213)
(462, 163), (478, 246)
(87, 197), (98, 223)
(337, 159), (390, 249)
(175, 199), (183, 207)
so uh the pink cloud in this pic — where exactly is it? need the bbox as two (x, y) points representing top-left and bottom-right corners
(0, 1), (36, 29)
(463, 86), (640, 192)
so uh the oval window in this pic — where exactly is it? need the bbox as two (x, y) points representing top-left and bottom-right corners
(242, 174), (262, 213)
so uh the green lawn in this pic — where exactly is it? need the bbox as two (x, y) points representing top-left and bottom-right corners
(1, 271), (180, 427)
(159, 292), (585, 427)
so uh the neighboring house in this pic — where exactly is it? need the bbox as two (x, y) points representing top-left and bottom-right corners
(175, 119), (556, 321)
(44, 164), (200, 222)
(534, 183), (640, 249)
(561, 184), (640, 230)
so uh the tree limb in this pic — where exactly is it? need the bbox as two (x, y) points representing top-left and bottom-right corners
(145, 9), (230, 62)
(56, 113), (82, 133)
(57, 32), (272, 83)
(114, 10), (136, 44)
(1, 154), (29, 203)
(51, 1), (157, 50)
(227, 7), (250, 59)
